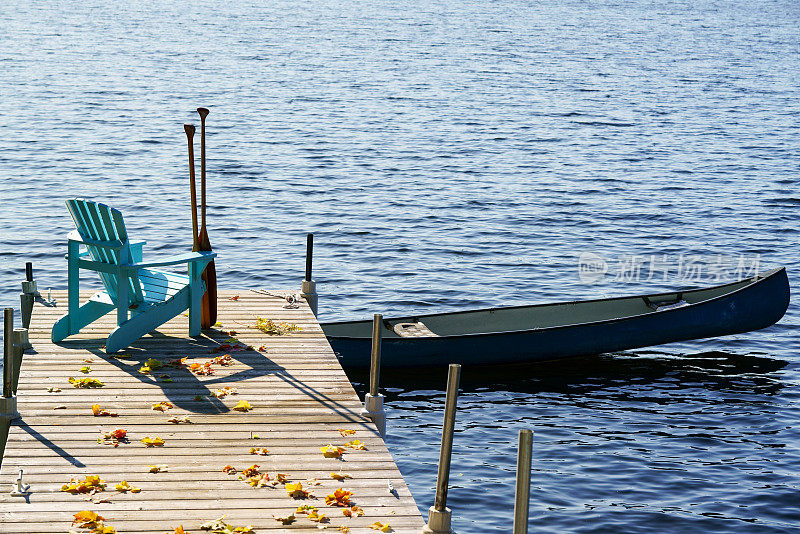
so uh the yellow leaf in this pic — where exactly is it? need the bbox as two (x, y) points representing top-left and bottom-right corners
(148, 465), (167, 473)
(114, 480), (140, 493)
(152, 401), (174, 412)
(321, 444), (345, 458)
(141, 436), (165, 447)
(369, 522), (392, 532)
(338, 429), (356, 436)
(249, 447), (269, 455)
(344, 439), (366, 450)
(330, 472), (352, 481)
(233, 400), (252, 412)
(285, 482), (310, 499)
(80, 366), (91, 374)
(62, 475), (106, 494)
(69, 377), (104, 388)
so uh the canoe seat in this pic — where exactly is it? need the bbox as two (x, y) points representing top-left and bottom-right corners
(393, 321), (438, 338)
(643, 293), (689, 312)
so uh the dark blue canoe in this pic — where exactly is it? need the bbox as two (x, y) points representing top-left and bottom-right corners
(321, 267), (790, 368)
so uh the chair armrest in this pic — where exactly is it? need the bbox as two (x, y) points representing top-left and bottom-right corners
(67, 230), (125, 250)
(125, 251), (216, 270)
(130, 240), (146, 263)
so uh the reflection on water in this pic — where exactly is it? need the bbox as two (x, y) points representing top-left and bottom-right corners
(350, 351), (798, 533)
(348, 350), (788, 398)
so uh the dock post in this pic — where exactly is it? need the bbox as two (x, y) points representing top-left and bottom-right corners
(20, 262), (36, 335)
(422, 363), (461, 534)
(11, 329), (27, 394)
(300, 233), (318, 316)
(513, 429), (533, 534)
(361, 313), (386, 437)
(1, 308), (20, 467)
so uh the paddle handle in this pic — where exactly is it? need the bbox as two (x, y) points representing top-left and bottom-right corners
(197, 107), (209, 227)
(184, 124), (199, 251)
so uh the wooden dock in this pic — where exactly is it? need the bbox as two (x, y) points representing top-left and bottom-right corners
(0, 290), (424, 533)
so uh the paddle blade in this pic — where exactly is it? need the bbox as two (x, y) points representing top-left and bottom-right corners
(201, 259), (217, 328)
(198, 226), (217, 328)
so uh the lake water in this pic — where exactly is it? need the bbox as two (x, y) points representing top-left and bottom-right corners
(1, 0), (798, 531)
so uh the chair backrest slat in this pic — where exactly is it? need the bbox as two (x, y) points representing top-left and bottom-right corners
(66, 199), (144, 306)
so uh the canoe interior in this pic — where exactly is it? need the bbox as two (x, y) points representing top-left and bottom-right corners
(321, 269), (777, 339)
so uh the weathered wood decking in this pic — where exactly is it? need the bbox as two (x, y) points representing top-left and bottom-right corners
(0, 290), (424, 533)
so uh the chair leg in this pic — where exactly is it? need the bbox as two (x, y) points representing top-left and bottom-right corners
(106, 287), (192, 353)
(52, 297), (115, 342)
(188, 265), (205, 337)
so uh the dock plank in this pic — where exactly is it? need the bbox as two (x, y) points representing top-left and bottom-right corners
(0, 290), (424, 533)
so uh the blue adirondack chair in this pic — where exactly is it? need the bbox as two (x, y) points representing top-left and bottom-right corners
(52, 199), (216, 353)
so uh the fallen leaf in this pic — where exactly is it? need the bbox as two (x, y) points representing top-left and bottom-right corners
(330, 472), (352, 481)
(69, 377), (104, 388)
(222, 465), (237, 475)
(141, 436), (165, 447)
(249, 447), (269, 456)
(325, 488), (354, 507)
(211, 386), (237, 398)
(321, 445), (345, 458)
(257, 345), (267, 352)
(114, 480), (141, 493)
(167, 357), (187, 368)
(199, 515), (254, 533)
(229, 295), (240, 301)
(148, 465), (168, 473)
(296, 505), (317, 515)
(62, 475), (106, 494)
(46, 386), (62, 392)
(273, 514), (295, 525)
(80, 366), (91, 374)
(338, 429), (356, 437)
(168, 416), (192, 424)
(255, 317), (301, 335)
(53, 405), (67, 410)
(247, 473), (274, 488)
(285, 482), (311, 499)
(168, 527), (187, 534)
(308, 509), (328, 523)
(275, 473), (289, 483)
(211, 354), (234, 366)
(99, 429), (128, 447)
(338, 526), (351, 533)
(344, 440), (366, 450)
(233, 400), (252, 412)
(193, 395), (206, 401)
(152, 401), (174, 412)
(242, 464), (260, 477)
(92, 404), (118, 417)
(369, 522), (392, 532)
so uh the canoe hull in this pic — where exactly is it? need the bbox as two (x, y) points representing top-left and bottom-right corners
(325, 268), (790, 368)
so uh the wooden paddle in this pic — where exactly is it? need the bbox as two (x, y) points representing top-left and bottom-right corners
(184, 124), (199, 252)
(197, 107), (217, 328)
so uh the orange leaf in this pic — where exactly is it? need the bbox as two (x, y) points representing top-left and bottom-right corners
(325, 487), (354, 507)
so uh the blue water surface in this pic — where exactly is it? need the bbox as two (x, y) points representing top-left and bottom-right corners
(1, 0), (798, 531)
